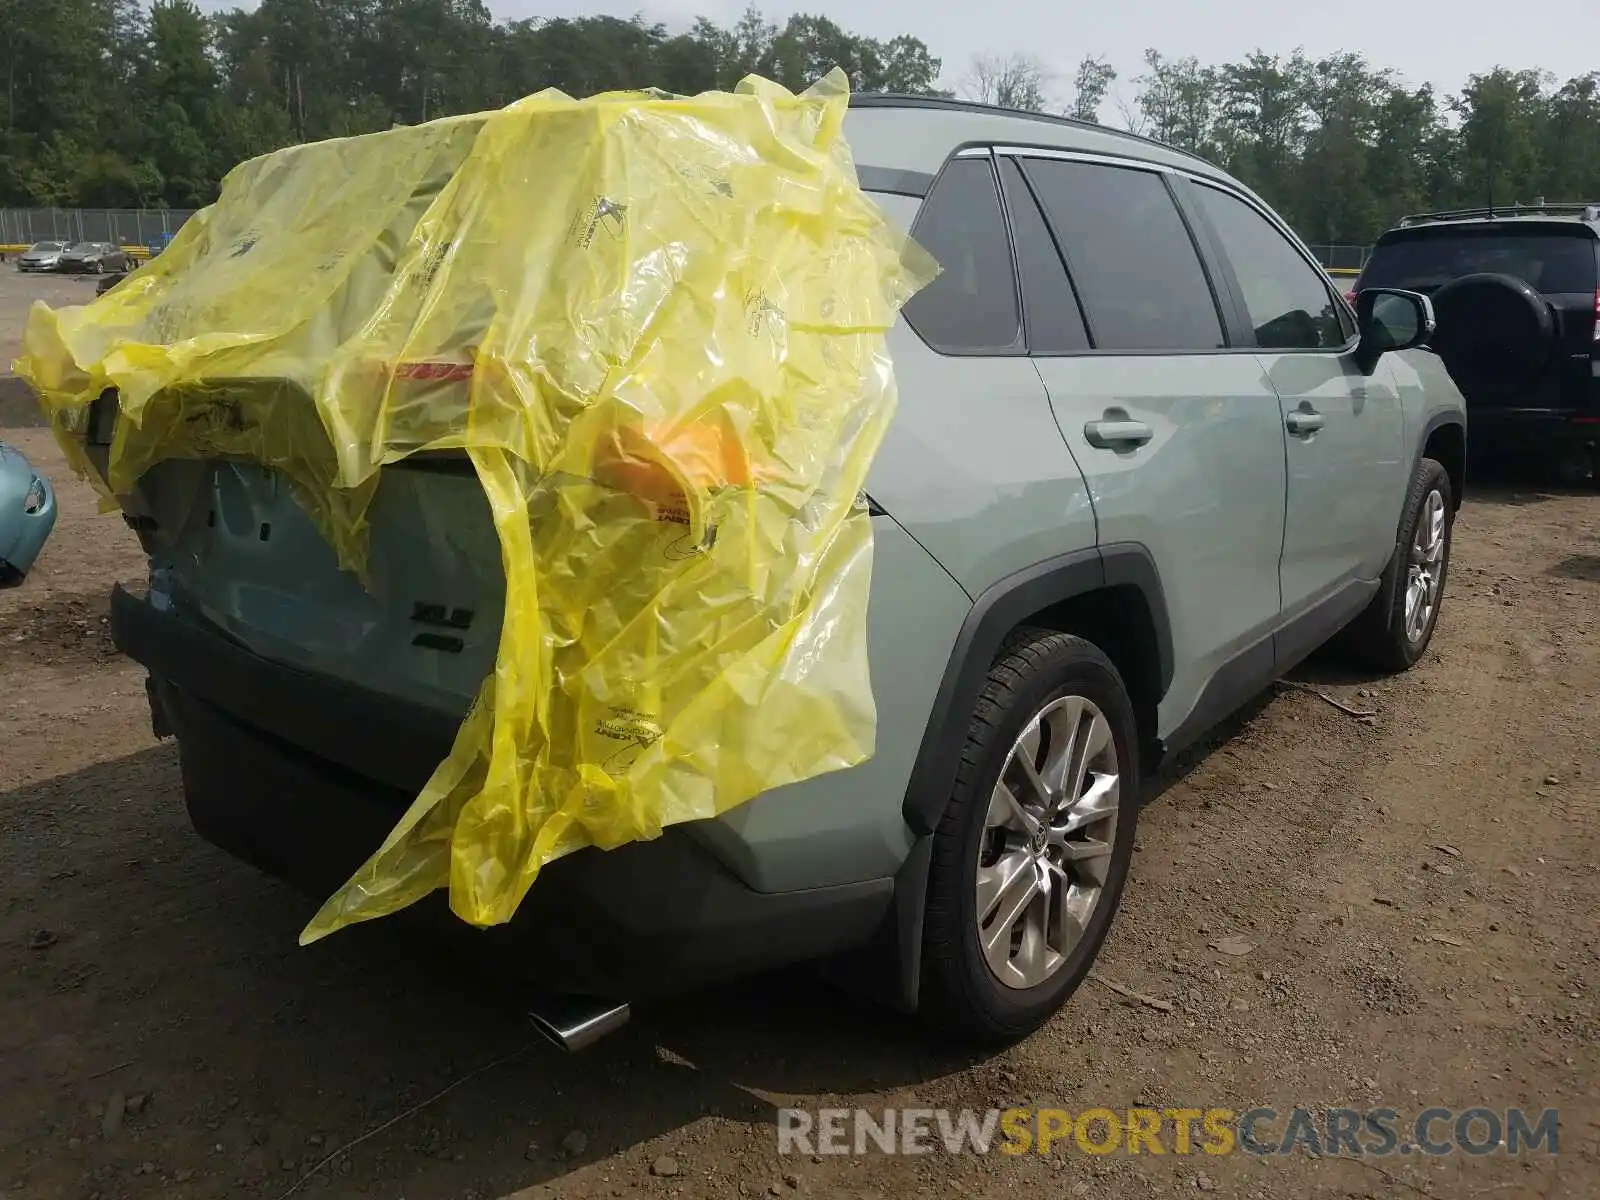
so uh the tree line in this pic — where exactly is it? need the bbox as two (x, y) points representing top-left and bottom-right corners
(3, 0), (1598, 247)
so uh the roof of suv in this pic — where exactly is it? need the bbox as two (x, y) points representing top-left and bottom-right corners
(1359, 203), (1600, 297)
(1383, 203), (1600, 238)
(844, 93), (1232, 188)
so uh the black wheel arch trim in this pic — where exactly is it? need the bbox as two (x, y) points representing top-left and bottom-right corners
(1375, 412), (1464, 622)
(1100, 543), (1174, 694)
(1417, 410), (1467, 507)
(899, 542), (1173, 837)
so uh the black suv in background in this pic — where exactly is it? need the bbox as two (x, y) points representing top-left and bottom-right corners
(1354, 204), (1600, 485)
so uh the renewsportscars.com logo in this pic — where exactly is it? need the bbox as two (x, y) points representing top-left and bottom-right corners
(776, 1107), (1560, 1158)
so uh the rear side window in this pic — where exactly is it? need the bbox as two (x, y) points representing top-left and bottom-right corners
(997, 158), (1091, 353)
(902, 157), (1022, 353)
(1363, 231), (1600, 295)
(1022, 158), (1225, 352)
(1193, 183), (1351, 349)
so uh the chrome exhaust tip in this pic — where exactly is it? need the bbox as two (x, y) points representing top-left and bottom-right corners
(527, 995), (631, 1053)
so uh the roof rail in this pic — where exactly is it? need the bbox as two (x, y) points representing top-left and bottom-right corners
(1397, 201), (1600, 227)
(848, 92), (1220, 172)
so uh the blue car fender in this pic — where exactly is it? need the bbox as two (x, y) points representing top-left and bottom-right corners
(0, 442), (58, 586)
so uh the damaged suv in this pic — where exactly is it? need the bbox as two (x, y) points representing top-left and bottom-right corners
(74, 96), (1546, 1045)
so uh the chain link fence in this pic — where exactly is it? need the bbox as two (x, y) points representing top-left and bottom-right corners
(0, 208), (196, 248)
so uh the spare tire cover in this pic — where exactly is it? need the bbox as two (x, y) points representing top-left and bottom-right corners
(1428, 271), (1556, 403)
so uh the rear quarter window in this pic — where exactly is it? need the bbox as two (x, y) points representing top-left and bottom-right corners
(900, 157), (1023, 354)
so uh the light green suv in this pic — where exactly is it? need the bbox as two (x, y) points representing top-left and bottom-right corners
(104, 95), (1478, 1047)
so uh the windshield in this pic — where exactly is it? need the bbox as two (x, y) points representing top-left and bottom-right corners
(65, 242), (99, 253)
(27, 242), (65, 253)
(1362, 230), (1598, 295)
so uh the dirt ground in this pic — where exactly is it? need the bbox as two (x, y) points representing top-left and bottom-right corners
(1, 268), (1597, 1200)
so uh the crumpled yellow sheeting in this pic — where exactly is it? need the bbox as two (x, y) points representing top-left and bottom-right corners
(14, 69), (936, 941)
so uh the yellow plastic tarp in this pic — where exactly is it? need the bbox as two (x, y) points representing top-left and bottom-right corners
(14, 70), (936, 941)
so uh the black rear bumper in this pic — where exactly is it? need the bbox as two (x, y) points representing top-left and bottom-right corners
(109, 584), (894, 997)
(1466, 405), (1599, 466)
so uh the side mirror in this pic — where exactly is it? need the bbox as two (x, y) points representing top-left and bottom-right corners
(1353, 287), (1435, 375)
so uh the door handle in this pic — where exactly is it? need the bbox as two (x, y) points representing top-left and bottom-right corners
(1285, 409), (1325, 436)
(1083, 418), (1154, 449)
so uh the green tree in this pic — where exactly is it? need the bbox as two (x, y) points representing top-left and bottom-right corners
(879, 36), (945, 95)
(1539, 73), (1600, 201)
(1366, 84), (1445, 229)
(1291, 53), (1388, 243)
(763, 16), (880, 92)
(4, 4), (1600, 227)
(1, 0), (135, 202)
(1216, 51), (1310, 208)
(143, 0), (222, 205)
(1453, 68), (1548, 209)
(1069, 56), (1116, 123)
(1136, 50), (1222, 157)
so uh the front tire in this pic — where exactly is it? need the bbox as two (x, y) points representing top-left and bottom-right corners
(919, 630), (1140, 1043)
(1340, 457), (1454, 672)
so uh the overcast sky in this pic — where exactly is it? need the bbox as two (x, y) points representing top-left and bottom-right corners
(207, 2), (1580, 120)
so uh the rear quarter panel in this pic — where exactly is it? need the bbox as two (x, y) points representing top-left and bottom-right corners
(855, 192), (1099, 595)
(689, 514), (973, 891)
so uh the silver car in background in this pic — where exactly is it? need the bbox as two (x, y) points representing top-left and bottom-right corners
(16, 241), (68, 272)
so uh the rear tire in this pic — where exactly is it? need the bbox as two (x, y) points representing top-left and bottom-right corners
(919, 630), (1140, 1044)
(1338, 457), (1453, 672)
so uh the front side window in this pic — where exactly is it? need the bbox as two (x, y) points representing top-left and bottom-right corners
(1022, 158), (1225, 352)
(901, 156), (1023, 354)
(1194, 184), (1350, 350)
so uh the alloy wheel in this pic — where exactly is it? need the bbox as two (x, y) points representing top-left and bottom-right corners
(975, 694), (1119, 990)
(1404, 488), (1447, 643)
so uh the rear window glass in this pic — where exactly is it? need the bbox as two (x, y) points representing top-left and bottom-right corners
(1362, 231), (1598, 295)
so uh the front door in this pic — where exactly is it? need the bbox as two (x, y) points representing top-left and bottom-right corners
(1183, 180), (1405, 638)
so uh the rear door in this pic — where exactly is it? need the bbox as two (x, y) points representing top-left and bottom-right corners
(1011, 152), (1289, 740)
(1183, 178), (1405, 641)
